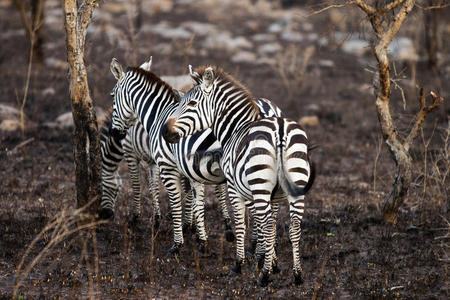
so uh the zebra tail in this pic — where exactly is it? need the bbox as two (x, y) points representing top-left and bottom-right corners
(278, 140), (314, 197)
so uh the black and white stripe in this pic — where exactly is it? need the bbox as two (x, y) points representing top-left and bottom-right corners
(163, 66), (315, 286)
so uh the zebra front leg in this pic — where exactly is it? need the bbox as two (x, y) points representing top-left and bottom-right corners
(215, 184), (234, 242)
(124, 151), (142, 225)
(149, 163), (161, 229)
(289, 195), (305, 285)
(191, 182), (208, 254)
(99, 171), (121, 219)
(182, 187), (195, 235)
(160, 171), (184, 256)
(229, 195), (246, 274)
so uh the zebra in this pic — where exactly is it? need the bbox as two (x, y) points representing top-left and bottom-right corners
(108, 58), (283, 255)
(162, 65), (315, 286)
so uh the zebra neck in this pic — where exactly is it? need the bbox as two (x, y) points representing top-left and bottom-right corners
(131, 81), (176, 134)
(213, 98), (260, 150)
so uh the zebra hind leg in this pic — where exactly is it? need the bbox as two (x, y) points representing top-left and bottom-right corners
(289, 195), (305, 285)
(160, 172), (184, 257)
(149, 164), (161, 229)
(215, 184), (234, 242)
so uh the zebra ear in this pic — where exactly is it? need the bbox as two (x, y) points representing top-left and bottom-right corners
(202, 67), (214, 90)
(140, 56), (152, 71)
(189, 65), (201, 85)
(110, 58), (125, 81)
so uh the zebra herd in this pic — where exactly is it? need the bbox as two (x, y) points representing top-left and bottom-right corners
(101, 57), (314, 286)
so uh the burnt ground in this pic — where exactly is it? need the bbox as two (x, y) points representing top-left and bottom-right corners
(0, 0), (449, 298)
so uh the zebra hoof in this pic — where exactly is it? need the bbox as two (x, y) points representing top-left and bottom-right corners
(257, 272), (271, 287)
(231, 261), (242, 274)
(99, 208), (114, 220)
(153, 216), (160, 230)
(128, 214), (139, 227)
(167, 244), (181, 258)
(257, 254), (265, 269)
(198, 241), (207, 254)
(272, 264), (281, 274)
(225, 230), (235, 242)
(247, 240), (257, 256)
(294, 271), (303, 286)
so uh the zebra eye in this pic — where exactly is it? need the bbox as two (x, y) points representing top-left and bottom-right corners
(187, 100), (197, 107)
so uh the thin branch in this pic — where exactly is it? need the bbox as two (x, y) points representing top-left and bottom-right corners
(354, 0), (376, 14)
(378, 0), (406, 15)
(404, 90), (444, 151)
(7, 138), (34, 155)
(307, 1), (355, 17)
(378, 0), (416, 50)
(416, 2), (450, 10)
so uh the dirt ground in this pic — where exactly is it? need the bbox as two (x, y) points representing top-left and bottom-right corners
(0, 0), (449, 298)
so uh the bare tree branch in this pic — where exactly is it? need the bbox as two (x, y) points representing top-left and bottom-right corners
(404, 90), (444, 151)
(354, 0), (376, 14)
(307, 1), (355, 17)
(378, 0), (407, 15)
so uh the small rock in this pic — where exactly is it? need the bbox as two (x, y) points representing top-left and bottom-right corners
(1, 29), (25, 39)
(305, 103), (320, 113)
(150, 43), (172, 54)
(55, 107), (106, 129)
(203, 32), (253, 52)
(307, 33), (318, 41)
(358, 83), (374, 95)
(341, 39), (370, 56)
(45, 57), (67, 70)
(318, 59), (335, 68)
(257, 43), (282, 55)
(231, 51), (256, 63)
(0, 119), (21, 132)
(268, 18), (290, 33)
(302, 22), (314, 32)
(281, 31), (304, 42)
(298, 115), (319, 127)
(182, 21), (217, 36)
(356, 182), (370, 190)
(252, 33), (275, 42)
(42, 87), (55, 96)
(55, 112), (73, 129)
(142, 22), (192, 39)
(0, 104), (20, 120)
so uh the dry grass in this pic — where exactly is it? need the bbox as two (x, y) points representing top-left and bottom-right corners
(13, 200), (106, 299)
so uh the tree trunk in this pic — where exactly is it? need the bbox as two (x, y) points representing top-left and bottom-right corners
(63, 0), (102, 211)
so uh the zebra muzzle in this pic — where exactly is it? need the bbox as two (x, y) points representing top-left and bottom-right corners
(162, 121), (181, 143)
(109, 127), (127, 140)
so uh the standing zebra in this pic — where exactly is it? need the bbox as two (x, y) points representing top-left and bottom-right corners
(163, 66), (315, 286)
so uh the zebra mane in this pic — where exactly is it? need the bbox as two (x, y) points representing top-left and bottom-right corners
(193, 65), (259, 115)
(126, 67), (179, 101)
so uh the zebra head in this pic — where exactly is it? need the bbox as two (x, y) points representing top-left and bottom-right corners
(162, 66), (216, 144)
(109, 58), (137, 140)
